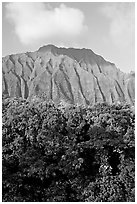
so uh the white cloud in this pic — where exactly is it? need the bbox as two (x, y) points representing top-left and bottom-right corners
(101, 3), (135, 48)
(5, 3), (87, 45)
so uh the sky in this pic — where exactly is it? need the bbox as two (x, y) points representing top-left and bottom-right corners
(2, 2), (135, 73)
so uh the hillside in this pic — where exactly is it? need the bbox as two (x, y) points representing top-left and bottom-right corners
(2, 44), (135, 105)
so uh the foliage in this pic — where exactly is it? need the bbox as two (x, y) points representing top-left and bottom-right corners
(2, 98), (135, 202)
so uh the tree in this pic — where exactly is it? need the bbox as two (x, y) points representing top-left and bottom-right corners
(2, 99), (135, 201)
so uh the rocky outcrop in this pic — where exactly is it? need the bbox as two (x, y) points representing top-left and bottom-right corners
(2, 44), (135, 105)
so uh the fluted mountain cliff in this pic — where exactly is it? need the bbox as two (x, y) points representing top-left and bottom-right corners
(2, 44), (135, 105)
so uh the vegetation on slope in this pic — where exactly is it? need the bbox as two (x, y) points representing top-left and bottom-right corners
(2, 97), (135, 202)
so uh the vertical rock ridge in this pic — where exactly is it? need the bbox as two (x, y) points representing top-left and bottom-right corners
(92, 72), (106, 102)
(20, 76), (29, 99)
(73, 65), (89, 105)
(11, 70), (22, 98)
(2, 74), (9, 96)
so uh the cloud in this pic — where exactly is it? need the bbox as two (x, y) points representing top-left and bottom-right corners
(101, 3), (135, 48)
(5, 3), (87, 45)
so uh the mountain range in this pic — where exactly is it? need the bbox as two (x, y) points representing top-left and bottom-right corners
(2, 44), (135, 105)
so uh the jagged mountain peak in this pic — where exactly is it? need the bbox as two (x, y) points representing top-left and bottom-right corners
(38, 44), (114, 68)
(2, 44), (135, 105)
(38, 44), (58, 53)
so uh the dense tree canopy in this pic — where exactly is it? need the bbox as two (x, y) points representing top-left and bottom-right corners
(2, 98), (135, 202)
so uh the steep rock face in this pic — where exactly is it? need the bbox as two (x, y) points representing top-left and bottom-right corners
(2, 45), (135, 105)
